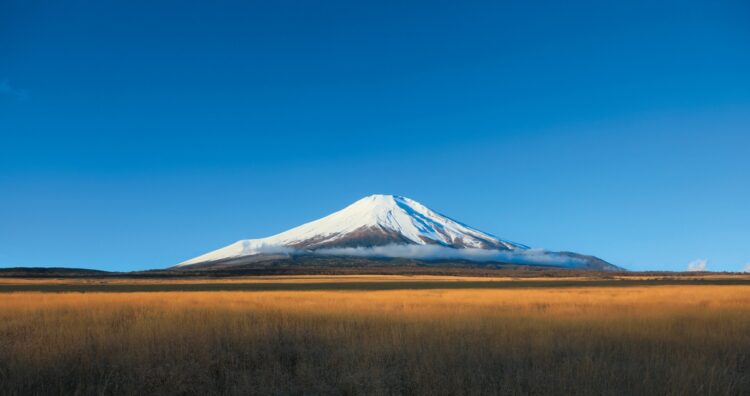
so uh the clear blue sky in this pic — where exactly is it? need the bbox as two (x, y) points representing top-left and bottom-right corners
(1, 0), (749, 272)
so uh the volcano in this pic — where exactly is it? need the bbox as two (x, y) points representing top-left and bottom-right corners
(176, 194), (619, 271)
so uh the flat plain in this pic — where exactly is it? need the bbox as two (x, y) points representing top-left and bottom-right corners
(1, 275), (749, 395)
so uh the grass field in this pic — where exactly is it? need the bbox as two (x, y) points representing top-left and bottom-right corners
(1, 276), (749, 395)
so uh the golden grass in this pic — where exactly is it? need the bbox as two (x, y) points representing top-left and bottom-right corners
(1, 284), (749, 395)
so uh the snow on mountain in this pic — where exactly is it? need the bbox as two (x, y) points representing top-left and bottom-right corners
(263, 194), (527, 250)
(176, 194), (618, 270)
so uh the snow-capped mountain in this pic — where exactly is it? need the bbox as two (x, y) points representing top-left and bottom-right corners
(176, 194), (618, 270)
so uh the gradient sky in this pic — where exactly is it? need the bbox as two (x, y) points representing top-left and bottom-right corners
(1, 0), (749, 272)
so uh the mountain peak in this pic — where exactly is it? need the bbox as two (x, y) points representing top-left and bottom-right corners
(343, 194), (405, 215)
(349, 194), (408, 211)
(360, 193), (401, 200)
(285, 194), (525, 250)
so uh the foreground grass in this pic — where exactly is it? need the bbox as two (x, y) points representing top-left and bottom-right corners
(1, 283), (749, 395)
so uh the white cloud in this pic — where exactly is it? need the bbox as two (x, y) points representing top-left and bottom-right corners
(743, 263), (750, 273)
(687, 259), (707, 272)
(314, 244), (588, 267)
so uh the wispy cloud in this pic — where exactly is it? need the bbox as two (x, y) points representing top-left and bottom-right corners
(687, 258), (707, 272)
(314, 245), (588, 267)
(743, 263), (750, 273)
(183, 242), (611, 270)
(0, 80), (30, 102)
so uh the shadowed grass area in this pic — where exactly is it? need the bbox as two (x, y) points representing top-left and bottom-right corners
(2, 277), (750, 292)
(1, 281), (749, 395)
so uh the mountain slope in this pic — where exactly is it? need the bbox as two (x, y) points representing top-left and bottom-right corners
(177, 194), (619, 271)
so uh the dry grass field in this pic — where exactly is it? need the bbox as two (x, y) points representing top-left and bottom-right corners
(1, 277), (749, 395)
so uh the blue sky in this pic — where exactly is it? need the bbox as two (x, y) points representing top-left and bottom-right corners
(1, 0), (749, 272)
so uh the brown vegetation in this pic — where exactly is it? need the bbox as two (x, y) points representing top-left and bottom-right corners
(1, 280), (749, 395)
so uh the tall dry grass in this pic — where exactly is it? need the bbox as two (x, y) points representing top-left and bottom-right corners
(1, 285), (749, 395)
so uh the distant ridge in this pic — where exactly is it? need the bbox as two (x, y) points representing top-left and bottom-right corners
(0, 267), (110, 277)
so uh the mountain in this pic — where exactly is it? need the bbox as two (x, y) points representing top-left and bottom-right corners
(176, 194), (620, 271)
(0, 267), (112, 278)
